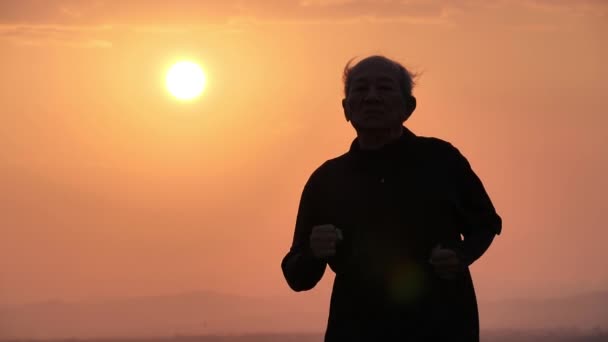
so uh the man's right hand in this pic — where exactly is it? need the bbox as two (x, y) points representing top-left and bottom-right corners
(309, 224), (343, 260)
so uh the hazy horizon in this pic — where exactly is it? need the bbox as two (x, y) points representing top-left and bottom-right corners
(1, 0), (607, 338)
(1, 289), (607, 339)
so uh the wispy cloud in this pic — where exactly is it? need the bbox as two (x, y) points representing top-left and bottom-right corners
(523, 0), (608, 16)
(0, 24), (113, 48)
(0, 0), (605, 46)
(0, 0), (456, 46)
(0, 0), (457, 25)
(2, 0), (606, 26)
(508, 23), (560, 33)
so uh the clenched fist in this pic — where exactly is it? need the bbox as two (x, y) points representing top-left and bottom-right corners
(309, 224), (343, 260)
(429, 244), (463, 280)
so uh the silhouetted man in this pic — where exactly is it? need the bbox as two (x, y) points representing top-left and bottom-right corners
(281, 55), (502, 341)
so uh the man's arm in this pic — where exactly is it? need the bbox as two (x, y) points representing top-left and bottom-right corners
(281, 171), (327, 291)
(447, 143), (502, 266)
(456, 229), (495, 267)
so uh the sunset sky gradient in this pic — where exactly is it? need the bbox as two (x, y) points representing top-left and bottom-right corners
(1, 0), (607, 316)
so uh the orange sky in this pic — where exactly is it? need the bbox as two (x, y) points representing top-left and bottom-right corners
(1, 0), (607, 309)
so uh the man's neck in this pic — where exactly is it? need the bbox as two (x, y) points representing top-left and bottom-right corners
(356, 126), (404, 150)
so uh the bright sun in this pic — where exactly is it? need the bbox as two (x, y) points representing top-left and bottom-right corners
(166, 61), (206, 100)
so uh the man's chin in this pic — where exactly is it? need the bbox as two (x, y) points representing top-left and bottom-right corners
(351, 120), (398, 131)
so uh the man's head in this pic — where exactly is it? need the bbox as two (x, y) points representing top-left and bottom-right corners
(342, 55), (417, 130)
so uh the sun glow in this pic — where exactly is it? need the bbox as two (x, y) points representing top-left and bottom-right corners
(166, 61), (206, 100)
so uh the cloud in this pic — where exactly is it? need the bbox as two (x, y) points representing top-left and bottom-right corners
(0, 0), (455, 25)
(0, 0), (605, 46)
(1, 1), (606, 26)
(508, 23), (560, 33)
(0, 0), (457, 47)
(0, 24), (113, 48)
(523, 0), (608, 15)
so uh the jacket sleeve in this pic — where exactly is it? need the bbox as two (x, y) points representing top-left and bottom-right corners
(281, 168), (327, 291)
(445, 143), (502, 266)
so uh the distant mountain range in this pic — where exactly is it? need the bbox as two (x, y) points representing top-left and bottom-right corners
(481, 291), (608, 331)
(1, 290), (607, 339)
(0, 291), (328, 339)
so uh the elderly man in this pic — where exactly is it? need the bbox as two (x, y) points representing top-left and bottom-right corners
(281, 55), (502, 341)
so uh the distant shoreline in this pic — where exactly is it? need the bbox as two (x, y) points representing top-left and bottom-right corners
(2, 330), (608, 342)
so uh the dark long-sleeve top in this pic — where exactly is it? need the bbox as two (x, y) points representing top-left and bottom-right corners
(281, 127), (502, 342)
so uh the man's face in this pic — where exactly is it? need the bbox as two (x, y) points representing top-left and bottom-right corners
(342, 59), (413, 130)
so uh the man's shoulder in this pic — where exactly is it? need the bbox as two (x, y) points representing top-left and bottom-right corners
(411, 136), (468, 169)
(413, 136), (472, 172)
(315, 152), (350, 174)
(326, 151), (351, 165)
(306, 152), (351, 182)
(414, 135), (458, 153)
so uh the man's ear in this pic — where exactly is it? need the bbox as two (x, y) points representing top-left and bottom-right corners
(402, 96), (417, 122)
(342, 98), (350, 122)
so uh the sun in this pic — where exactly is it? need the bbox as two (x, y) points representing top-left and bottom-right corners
(166, 61), (206, 100)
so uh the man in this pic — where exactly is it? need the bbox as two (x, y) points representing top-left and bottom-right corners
(281, 55), (502, 341)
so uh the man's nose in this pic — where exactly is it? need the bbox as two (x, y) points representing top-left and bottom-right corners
(364, 86), (381, 102)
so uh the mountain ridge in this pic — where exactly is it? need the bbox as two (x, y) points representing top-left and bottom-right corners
(1, 290), (606, 339)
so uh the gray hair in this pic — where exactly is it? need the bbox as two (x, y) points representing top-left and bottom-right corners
(342, 55), (418, 99)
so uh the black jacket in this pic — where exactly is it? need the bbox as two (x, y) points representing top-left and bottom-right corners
(281, 127), (502, 341)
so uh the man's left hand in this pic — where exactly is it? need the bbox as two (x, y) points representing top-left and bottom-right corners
(429, 244), (464, 280)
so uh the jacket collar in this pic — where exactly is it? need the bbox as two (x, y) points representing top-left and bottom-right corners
(348, 126), (417, 160)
